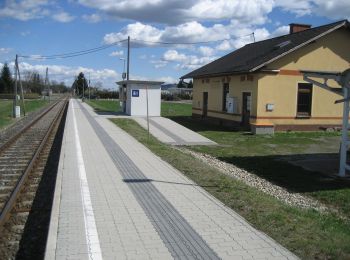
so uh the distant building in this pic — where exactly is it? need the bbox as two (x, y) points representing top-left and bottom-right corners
(181, 20), (350, 133)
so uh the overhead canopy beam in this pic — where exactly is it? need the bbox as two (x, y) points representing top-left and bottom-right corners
(301, 69), (350, 178)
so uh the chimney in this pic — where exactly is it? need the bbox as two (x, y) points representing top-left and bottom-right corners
(289, 23), (311, 34)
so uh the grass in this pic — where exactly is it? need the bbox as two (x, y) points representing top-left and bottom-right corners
(85, 99), (120, 114)
(0, 99), (49, 129)
(86, 99), (192, 117)
(111, 118), (350, 259)
(86, 101), (350, 218)
(161, 102), (192, 117)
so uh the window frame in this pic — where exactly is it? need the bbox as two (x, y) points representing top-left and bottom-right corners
(296, 83), (313, 118)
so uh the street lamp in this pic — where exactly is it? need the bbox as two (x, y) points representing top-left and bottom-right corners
(120, 58), (126, 80)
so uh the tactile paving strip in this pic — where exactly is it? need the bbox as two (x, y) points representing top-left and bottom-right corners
(79, 103), (220, 260)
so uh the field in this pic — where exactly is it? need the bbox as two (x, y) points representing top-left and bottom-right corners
(0, 99), (49, 129)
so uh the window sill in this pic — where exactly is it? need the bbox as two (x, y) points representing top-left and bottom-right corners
(295, 115), (311, 119)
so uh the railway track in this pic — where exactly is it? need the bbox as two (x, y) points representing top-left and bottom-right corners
(0, 97), (69, 259)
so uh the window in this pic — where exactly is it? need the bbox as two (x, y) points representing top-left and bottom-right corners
(222, 83), (229, 111)
(297, 83), (312, 116)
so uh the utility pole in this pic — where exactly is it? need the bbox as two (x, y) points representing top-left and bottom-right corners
(45, 67), (50, 102)
(82, 78), (85, 101)
(127, 36), (130, 80)
(252, 32), (255, 43)
(88, 72), (91, 100)
(13, 55), (18, 118)
(13, 55), (25, 117)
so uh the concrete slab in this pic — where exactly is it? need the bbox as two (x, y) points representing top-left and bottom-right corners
(133, 117), (216, 145)
(84, 101), (216, 145)
(45, 99), (298, 260)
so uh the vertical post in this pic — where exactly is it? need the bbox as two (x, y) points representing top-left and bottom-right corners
(13, 55), (18, 118)
(339, 87), (349, 177)
(45, 67), (50, 102)
(88, 73), (91, 100)
(17, 61), (26, 116)
(82, 78), (85, 101)
(127, 36), (130, 81)
(146, 86), (150, 140)
(15, 54), (26, 116)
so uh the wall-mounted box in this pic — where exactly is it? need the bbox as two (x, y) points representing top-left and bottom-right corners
(266, 103), (274, 112)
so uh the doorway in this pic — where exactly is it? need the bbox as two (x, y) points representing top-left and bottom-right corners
(241, 92), (251, 127)
(202, 92), (208, 118)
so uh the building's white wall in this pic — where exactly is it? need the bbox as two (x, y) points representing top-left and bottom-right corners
(128, 84), (161, 116)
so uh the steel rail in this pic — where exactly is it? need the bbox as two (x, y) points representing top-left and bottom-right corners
(0, 98), (69, 228)
(0, 98), (63, 155)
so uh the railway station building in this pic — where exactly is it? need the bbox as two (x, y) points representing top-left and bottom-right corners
(181, 20), (350, 133)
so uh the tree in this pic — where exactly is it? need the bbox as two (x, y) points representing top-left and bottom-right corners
(188, 79), (193, 88)
(72, 72), (88, 96)
(0, 63), (14, 93)
(177, 79), (185, 88)
(22, 71), (44, 94)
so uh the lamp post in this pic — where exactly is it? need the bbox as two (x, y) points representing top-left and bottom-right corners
(120, 58), (126, 81)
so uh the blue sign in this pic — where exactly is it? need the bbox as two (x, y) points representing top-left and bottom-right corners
(132, 89), (139, 97)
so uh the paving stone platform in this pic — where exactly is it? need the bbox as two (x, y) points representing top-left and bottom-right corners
(45, 99), (298, 260)
(133, 117), (216, 146)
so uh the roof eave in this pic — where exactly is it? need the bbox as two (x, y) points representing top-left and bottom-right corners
(181, 70), (252, 79)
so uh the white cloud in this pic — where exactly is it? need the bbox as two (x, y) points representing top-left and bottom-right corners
(159, 49), (217, 71)
(0, 0), (50, 21)
(78, 0), (274, 25)
(163, 50), (187, 62)
(109, 50), (124, 57)
(82, 13), (101, 23)
(198, 46), (215, 57)
(6, 62), (119, 88)
(0, 47), (12, 54)
(104, 22), (162, 45)
(52, 12), (75, 23)
(275, 0), (350, 20)
(271, 25), (290, 37)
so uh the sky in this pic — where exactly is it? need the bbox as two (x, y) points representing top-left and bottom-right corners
(0, 0), (349, 90)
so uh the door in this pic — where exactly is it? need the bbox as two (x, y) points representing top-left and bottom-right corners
(241, 92), (251, 127)
(202, 92), (208, 118)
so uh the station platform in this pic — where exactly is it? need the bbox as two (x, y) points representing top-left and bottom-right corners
(133, 117), (216, 146)
(45, 99), (297, 260)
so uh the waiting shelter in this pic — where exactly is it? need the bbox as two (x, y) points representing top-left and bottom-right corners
(117, 80), (163, 116)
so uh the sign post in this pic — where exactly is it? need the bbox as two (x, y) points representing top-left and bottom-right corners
(146, 86), (150, 140)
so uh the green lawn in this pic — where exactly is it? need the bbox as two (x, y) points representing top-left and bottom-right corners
(111, 118), (350, 260)
(86, 100), (350, 217)
(161, 102), (192, 117)
(86, 99), (192, 117)
(85, 99), (120, 114)
(0, 99), (49, 129)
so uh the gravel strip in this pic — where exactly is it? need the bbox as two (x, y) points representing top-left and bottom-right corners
(178, 147), (330, 213)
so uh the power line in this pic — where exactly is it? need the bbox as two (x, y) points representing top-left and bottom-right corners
(132, 33), (254, 46)
(19, 39), (128, 60)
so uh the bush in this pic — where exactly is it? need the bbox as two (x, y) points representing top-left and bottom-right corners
(161, 92), (192, 101)
(0, 93), (40, 99)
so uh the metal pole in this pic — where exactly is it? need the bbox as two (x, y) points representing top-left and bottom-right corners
(13, 55), (18, 118)
(127, 36), (130, 80)
(88, 72), (91, 100)
(339, 87), (349, 177)
(45, 67), (50, 102)
(146, 86), (150, 140)
(82, 77), (85, 101)
(17, 62), (25, 116)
